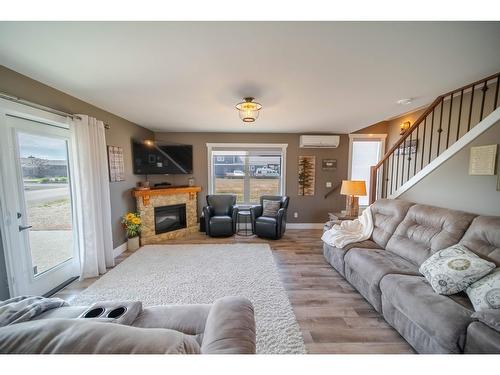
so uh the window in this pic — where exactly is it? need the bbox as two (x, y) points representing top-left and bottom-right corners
(348, 134), (386, 206)
(207, 144), (287, 205)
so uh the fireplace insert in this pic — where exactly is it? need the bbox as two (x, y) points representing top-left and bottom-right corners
(154, 203), (187, 234)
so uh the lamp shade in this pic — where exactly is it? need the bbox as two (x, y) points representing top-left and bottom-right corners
(340, 180), (367, 196)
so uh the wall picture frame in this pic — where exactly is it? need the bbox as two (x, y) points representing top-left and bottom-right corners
(469, 144), (497, 176)
(107, 145), (125, 182)
(298, 155), (316, 196)
(396, 139), (418, 156)
(322, 159), (337, 170)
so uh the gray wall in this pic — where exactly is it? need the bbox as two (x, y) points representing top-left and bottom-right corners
(153, 132), (350, 223)
(0, 65), (154, 248)
(400, 118), (500, 215)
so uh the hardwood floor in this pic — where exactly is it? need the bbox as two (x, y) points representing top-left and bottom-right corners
(54, 229), (414, 354)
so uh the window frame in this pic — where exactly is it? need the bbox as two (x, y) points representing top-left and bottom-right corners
(348, 134), (387, 206)
(206, 143), (288, 205)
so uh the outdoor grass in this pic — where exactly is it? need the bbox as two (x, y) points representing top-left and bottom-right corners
(214, 178), (280, 203)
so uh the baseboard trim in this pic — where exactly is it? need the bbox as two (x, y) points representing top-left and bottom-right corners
(113, 242), (127, 258)
(287, 223), (324, 229)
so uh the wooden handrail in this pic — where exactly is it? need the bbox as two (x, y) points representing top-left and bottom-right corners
(374, 72), (500, 170)
(369, 71), (500, 204)
(374, 96), (443, 169)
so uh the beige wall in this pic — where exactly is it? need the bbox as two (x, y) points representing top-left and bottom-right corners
(0, 66), (154, 248)
(400, 118), (500, 215)
(152, 132), (350, 223)
(383, 83), (498, 195)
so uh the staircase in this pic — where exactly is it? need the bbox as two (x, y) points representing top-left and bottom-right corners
(369, 72), (500, 204)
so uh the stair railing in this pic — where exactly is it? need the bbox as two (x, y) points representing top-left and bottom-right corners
(369, 72), (500, 204)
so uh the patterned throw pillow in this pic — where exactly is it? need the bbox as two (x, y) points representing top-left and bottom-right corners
(419, 244), (495, 295)
(466, 268), (500, 311)
(262, 199), (281, 217)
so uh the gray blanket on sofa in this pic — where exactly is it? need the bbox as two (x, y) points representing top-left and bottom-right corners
(0, 296), (68, 327)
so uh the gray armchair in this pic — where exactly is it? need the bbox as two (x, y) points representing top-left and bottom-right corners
(250, 195), (290, 240)
(203, 195), (238, 237)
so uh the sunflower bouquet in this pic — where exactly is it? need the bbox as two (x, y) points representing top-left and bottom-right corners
(121, 212), (141, 238)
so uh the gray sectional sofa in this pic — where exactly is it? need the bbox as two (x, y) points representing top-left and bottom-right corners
(0, 296), (256, 354)
(323, 199), (500, 354)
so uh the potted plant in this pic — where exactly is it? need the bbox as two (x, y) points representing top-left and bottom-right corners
(121, 212), (141, 251)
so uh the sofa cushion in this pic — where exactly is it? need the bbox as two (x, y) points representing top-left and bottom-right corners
(460, 216), (500, 266)
(380, 274), (473, 353)
(466, 268), (500, 311)
(0, 319), (201, 354)
(419, 244), (495, 295)
(472, 309), (500, 333)
(464, 321), (500, 353)
(386, 204), (476, 266)
(344, 249), (420, 312)
(370, 199), (414, 248)
(323, 240), (381, 276)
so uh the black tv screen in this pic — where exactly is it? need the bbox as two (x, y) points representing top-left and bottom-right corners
(133, 141), (193, 175)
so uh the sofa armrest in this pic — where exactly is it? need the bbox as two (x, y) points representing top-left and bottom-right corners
(201, 296), (256, 354)
(202, 206), (213, 235)
(276, 207), (287, 236)
(250, 205), (263, 234)
(472, 309), (500, 333)
(232, 206), (239, 233)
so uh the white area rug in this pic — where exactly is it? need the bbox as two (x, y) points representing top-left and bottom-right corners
(72, 243), (306, 354)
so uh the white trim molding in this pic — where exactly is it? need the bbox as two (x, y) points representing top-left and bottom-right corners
(389, 107), (500, 199)
(206, 143), (288, 202)
(287, 223), (324, 229)
(113, 242), (128, 258)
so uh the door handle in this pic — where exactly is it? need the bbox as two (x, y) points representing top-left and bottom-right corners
(19, 225), (32, 232)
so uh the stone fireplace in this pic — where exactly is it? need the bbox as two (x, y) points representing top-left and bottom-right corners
(154, 204), (187, 234)
(132, 186), (201, 244)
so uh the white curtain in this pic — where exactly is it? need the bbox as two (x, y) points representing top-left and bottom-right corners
(70, 115), (114, 280)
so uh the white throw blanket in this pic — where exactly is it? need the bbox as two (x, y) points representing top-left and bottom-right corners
(0, 296), (68, 327)
(321, 206), (374, 248)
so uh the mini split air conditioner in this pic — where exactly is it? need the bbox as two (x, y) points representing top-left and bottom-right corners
(299, 135), (340, 148)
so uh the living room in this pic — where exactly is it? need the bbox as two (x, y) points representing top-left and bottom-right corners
(1, 2), (500, 374)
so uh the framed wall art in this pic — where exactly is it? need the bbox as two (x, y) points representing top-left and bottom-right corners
(298, 155), (315, 196)
(108, 145), (125, 182)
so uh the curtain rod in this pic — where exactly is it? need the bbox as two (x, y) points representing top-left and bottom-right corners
(0, 92), (110, 129)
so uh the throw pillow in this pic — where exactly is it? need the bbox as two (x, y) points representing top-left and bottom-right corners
(419, 244), (495, 295)
(466, 268), (500, 311)
(262, 199), (281, 217)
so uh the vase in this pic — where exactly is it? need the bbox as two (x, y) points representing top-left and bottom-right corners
(127, 236), (140, 252)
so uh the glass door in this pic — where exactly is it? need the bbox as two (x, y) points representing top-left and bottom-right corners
(0, 114), (79, 296)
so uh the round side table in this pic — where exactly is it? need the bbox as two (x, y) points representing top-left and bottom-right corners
(236, 210), (253, 236)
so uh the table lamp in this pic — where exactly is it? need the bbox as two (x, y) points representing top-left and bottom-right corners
(340, 180), (367, 217)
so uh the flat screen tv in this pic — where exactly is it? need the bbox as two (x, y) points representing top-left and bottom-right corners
(133, 141), (193, 175)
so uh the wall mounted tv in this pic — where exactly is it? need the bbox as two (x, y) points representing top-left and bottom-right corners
(133, 140), (193, 175)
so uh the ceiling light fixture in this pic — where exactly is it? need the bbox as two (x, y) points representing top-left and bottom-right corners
(235, 97), (262, 123)
(397, 98), (413, 105)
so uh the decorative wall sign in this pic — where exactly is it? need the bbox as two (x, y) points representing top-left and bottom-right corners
(107, 145), (125, 182)
(469, 144), (497, 176)
(322, 159), (337, 170)
(396, 139), (418, 156)
(298, 155), (315, 196)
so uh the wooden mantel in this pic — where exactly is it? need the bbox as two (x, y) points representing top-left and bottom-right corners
(132, 186), (202, 206)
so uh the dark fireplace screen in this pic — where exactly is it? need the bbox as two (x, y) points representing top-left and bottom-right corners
(154, 204), (187, 234)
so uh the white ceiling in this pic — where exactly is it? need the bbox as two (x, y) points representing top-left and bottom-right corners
(1, 22), (499, 133)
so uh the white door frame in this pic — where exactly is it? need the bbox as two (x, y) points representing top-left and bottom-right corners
(348, 133), (387, 205)
(0, 98), (79, 296)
